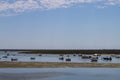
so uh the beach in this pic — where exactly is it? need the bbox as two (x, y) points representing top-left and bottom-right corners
(0, 62), (120, 68)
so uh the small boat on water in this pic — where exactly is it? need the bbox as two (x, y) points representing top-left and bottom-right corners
(2, 56), (8, 58)
(66, 58), (71, 61)
(115, 56), (120, 58)
(59, 57), (64, 60)
(7, 53), (10, 56)
(81, 55), (91, 59)
(111, 55), (120, 58)
(11, 58), (18, 61)
(38, 54), (42, 56)
(102, 57), (112, 61)
(93, 53), (101, 56)
(30, 57), (35, 60)
(65, 55), (71, 61)
(73, 54), (76, 56)
(91, 56), (98, 62)
(78, 54), (82, 57)
(66, 56), (71, 61)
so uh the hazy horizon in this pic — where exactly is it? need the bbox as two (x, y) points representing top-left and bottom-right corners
(0, 0), (120, 49)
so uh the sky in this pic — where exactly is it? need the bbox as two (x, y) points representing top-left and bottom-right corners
(0, 0), (120, 49)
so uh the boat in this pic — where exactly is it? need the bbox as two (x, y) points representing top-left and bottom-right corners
(11, 58), (18, 61)
(59, 57), (64, 60)
(66, 56), (71, 61)
(81, 55), (91, 59)
(30, 57), (35, 60)
(102, 57), (112, 61)
(91, 56), (98, 62)
(38, 54), (42, 56)
(2, 56), (8, 58)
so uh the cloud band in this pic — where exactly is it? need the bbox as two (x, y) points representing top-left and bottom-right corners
(0, 0), (120, 16)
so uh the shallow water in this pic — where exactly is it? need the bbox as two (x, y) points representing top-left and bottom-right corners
(0, 51), (120, 63)
(0, 68), (120, 80)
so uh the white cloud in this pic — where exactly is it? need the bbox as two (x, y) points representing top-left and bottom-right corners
(0, 0), (120, 16)
(107, 0), (120, 6)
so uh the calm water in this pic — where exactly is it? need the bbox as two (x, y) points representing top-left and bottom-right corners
(0, 68), (120, 80)
(0, 51), (120, 63)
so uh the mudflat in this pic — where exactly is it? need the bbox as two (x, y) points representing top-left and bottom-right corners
(0, 62), (120, 68)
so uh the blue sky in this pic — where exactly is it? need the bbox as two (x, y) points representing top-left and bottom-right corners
(0, 0), (120, 49)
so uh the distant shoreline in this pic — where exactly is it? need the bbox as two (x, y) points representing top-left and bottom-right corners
(1, 49), (120, 54)
(0, 62), (120, 68)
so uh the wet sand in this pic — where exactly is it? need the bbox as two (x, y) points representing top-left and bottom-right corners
(0, 72), (74, 80)
(0, 62), (120, 68)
